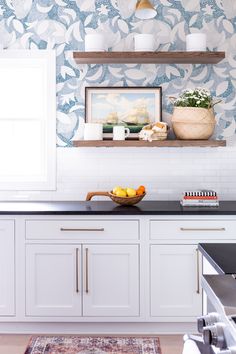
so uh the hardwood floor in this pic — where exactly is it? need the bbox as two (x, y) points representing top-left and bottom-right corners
(0, 334), (183, 354)
(159, 335), (183, 354)
(0, 335), (30, 354)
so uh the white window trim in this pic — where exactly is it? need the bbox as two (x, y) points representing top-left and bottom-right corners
(0, 50), (56, 191)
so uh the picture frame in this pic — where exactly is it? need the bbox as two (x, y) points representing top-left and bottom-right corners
(85, 86), (162, 139)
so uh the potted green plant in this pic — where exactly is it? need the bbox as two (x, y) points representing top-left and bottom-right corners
(170, 88), (221, 140)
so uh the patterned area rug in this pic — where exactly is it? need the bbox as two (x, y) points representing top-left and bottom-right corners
(24, 336), (162, 354)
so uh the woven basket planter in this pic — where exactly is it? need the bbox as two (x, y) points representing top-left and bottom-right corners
(171, 107), (216, 140)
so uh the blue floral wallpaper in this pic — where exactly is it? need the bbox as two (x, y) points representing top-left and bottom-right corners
(0, 0), (235, 146)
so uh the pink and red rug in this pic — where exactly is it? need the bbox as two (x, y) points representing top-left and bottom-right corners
(25, 336), (162, 354)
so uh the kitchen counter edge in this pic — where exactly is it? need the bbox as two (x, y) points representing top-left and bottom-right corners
(0, 201), (236, 215)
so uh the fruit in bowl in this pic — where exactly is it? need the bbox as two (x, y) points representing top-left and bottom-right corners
(126, 188), (136, 197)
(86, 186), (146, 205)
(115, 189), (127, 198)
(111, 185), (146, 198)
(109, 185), (146, 205)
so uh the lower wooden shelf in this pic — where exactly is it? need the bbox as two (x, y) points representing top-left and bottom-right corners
(73, 140), (226, 148)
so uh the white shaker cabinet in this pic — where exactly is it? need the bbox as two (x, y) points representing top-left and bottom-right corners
(0, 212), (235, 334)
(150, 245), (202, 317)
(82, 244), (139, 317)
(0, 221), (15, 316)
(25, 243), (139, 318)
(26, 244), (82, 317)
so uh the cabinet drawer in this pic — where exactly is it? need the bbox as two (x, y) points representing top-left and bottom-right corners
(150, 220), (236, 240)
(25, 219), (139, 240)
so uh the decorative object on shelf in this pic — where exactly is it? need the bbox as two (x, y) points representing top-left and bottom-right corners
(85, 86), (162, 139)
(135, 0), (157, 19)
(170, 88), (221, 140)
(139, 122), (168, 142)
(86, 185), (146, 206)
(113, 125), (130, 140)
(181, 190), (219, 207)
(84, 123), (103, 141)
(186, 33), (207, 52)
(134, 34), (155, 52)
(85, 34), (106, 52)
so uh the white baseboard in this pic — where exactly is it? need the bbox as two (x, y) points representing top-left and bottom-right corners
(0, 322), (197, 335)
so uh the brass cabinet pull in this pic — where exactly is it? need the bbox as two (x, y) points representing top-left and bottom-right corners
(180, 227), (225, 232)
(76, 248), (79, 293)
(60, 228), (104, 232)
(85, 248), (89, 293)
(196, 249), (200, 294)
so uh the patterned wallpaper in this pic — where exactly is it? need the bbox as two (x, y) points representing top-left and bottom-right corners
(0, 0), (236, 146)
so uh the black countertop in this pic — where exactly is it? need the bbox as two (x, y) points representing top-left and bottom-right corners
(199, 243), (236, 275)
(0, 200), (236, 215)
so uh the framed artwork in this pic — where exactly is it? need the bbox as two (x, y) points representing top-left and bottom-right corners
(85, 86), (162, 139)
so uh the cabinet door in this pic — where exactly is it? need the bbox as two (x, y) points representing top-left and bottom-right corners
(83, 245), (139, 317)
(0, 221), (15, 316)
(26, 245), (82, 317)
(150, 245), (201, 317)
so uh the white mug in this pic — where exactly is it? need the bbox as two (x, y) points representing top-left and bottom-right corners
(134, 34), (154, 52)
(186, 33), (207, 51)
(85, 34), (106, 52)
(113, 126), (130, 141)
(84, 123), (103, 140)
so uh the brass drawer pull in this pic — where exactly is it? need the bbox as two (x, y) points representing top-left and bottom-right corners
(60, 228), (104, 232)
(180, 228), (225, 232)
(85, 248), (89, 293)
(196, 249), (200, 294)
(75, 248), (79, 293)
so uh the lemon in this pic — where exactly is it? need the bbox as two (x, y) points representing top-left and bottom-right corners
(112, 186), (122, 195)
(116, 189), (127, 198)
(126, 188), (136, 197)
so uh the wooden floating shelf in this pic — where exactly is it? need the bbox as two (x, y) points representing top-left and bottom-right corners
(73, 140), (226, 148)
(73, 51), (225, 64)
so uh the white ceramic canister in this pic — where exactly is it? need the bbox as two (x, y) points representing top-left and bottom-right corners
(186, 33), (207, 51)
(85, 34), (106, 52)
(84, 123), (103, 140)
(134, 34), (155, 52)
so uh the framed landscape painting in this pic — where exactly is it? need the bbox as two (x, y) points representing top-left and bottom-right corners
(85, 87), (162, 139)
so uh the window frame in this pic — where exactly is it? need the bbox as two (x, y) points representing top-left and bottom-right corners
(0, 50), (56, 191)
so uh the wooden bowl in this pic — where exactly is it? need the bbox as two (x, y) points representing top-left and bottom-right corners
(109, 192), (146, 206)
(86, 191), (146, 205)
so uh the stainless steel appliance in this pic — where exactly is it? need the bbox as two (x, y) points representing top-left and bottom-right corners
(183, 274), (236, 354)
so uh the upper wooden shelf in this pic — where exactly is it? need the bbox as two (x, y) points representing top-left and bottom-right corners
(73, 51), (225, 65)
(73, 140), (226, 148)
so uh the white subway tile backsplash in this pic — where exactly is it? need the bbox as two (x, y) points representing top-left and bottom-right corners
(0, 146), (236, 201)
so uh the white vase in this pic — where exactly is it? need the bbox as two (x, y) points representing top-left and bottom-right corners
(85, 34), (106, 52)
(134, 34), (155, 52)
(186, 33), (207, 51)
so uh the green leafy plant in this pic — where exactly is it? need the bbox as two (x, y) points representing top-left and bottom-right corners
(170, 88), (220, 109)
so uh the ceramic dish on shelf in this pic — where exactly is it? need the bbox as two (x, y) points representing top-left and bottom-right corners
(86, 191), (146, 206)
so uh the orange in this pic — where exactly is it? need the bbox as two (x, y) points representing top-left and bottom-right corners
(136, 188), (144, 196)
(138, 185), (145, 192)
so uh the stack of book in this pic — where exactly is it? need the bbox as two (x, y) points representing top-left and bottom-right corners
(181, 190), (219, 207)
